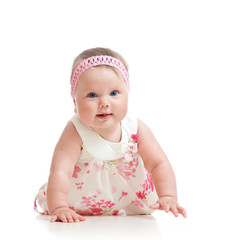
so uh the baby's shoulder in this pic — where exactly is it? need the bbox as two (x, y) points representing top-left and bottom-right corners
(56, 121), (83, 151)
(137, 118), (155, 141)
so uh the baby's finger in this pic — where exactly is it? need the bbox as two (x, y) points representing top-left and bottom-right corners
(163, 204), (170, 213)
(149, 203), (160, 210)
(72, 215), (80, 222)
(170, 205), (179, 217)
(177, 206), (187, 218)
(73, 214), (86, 222)
(65, 213), (74, 223)
(59, 214), (68, 223)
(78, 215), (86, 221)
(165, 208), (170, 213)
(50, 215), (58, 222)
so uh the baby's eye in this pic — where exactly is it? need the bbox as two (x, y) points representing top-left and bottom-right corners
(87, 92), (97, 98)
(110, 90), (119, 96)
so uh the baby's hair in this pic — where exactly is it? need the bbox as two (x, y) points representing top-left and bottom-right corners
(70, 47), (129, 83)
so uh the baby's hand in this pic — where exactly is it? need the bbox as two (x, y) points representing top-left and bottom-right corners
(150, 196), (187, 218)
(50, 206), (86, 223)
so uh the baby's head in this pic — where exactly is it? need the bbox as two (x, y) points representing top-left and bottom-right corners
(71, 48), (129, 99)
(70, 48), (129, 130)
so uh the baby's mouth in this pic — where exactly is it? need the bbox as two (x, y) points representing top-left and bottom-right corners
(96, 113), (113, 119)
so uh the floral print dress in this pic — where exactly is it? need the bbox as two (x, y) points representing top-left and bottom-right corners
(34, 115), (158, 216)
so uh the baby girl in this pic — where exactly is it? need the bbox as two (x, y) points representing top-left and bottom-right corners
(34, 47), (187, 222)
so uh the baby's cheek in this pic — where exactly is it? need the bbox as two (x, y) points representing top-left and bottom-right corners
(78, 104), (94, 118)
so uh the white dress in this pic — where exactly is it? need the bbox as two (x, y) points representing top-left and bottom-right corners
(34, 115), (158, 216)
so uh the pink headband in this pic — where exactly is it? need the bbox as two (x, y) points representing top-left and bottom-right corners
(70, 55), (130, 100)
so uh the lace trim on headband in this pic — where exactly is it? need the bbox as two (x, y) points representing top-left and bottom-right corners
(70, 55), (130, 99)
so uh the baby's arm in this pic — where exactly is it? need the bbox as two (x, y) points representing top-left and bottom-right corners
(47, 122), (86, 223)
(137, 119), (187, 218)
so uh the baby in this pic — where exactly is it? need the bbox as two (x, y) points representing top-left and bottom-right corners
(34, 47), (187, 222)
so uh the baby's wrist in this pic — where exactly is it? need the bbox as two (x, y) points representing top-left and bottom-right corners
(50, 205), (69, 215)
(159, 195), (177, 200)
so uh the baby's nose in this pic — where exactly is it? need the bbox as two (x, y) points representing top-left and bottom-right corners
(99, 97), (109, 108)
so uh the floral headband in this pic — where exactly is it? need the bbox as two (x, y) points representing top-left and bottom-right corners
(70, 55), (130, 100)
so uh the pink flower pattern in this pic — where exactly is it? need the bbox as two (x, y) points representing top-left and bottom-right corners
(76, 182), (84, 190)
(116, 157), (138, 180)
(69, 191), (128, 216)
(131, 200), (144, 208)
(136, 190), (147, 200)
(72, 165), (81, 179)
(135, 169), (154, 203)
(94, 161), (105, 171)
(131, 134), (139, 142)
(34, 134), (157, 216)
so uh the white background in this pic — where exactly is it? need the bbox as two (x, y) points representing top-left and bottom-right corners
(0, 0), (239, 239)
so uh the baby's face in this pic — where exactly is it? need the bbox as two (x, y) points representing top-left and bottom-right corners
(74, 66), (128, 132)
